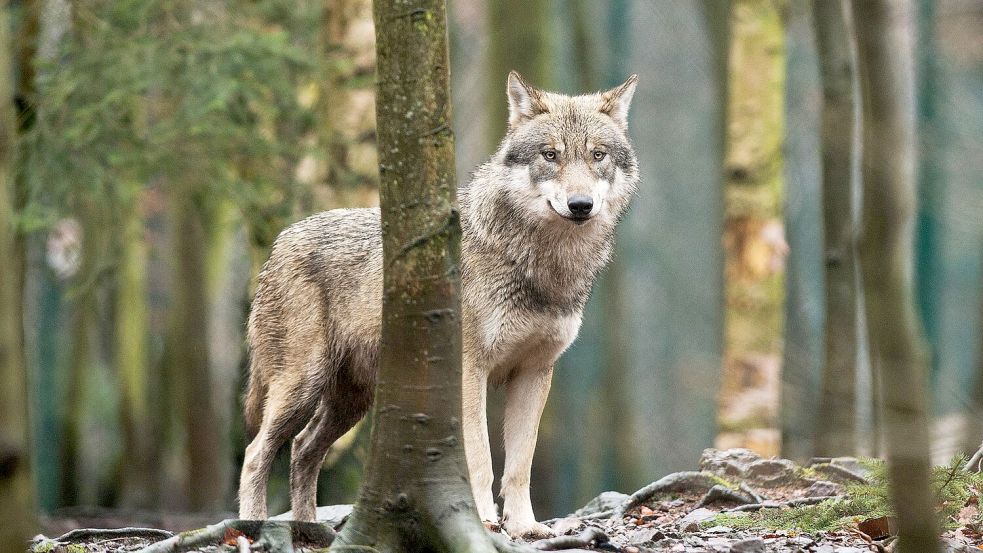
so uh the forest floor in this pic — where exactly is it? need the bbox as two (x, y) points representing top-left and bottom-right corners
(30, 448), (983, 553)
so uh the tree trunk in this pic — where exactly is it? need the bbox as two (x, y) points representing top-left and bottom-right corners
(486, 0), (550, 149)
(116, 199), (154, 507)
(0, 2), (37, 550)
(316, 0), (378, 207)
(720, 0), (787, 456)
(851, 2), (939, 551)
(168, 193), (228, 510)
(813, 0), (861, 457)
(331, 1), (497, 551)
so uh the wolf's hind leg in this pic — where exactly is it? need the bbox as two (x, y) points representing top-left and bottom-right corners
(238, 378), (321, 520)
(289, 363), (373, 522)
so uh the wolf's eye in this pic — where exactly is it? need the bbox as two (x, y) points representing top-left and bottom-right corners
(592, 151), (607, 161)
(542, 150), (557, 161)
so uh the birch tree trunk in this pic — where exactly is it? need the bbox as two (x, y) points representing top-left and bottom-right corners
(0, 1), (37, 549)
(331, 1), (497, 551)
(852, 1), (939, 551)
(813, 0), (861, 457)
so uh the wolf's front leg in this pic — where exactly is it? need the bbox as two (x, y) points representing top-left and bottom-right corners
(501, 366), (554, 539)
(462, 360), (498, 523)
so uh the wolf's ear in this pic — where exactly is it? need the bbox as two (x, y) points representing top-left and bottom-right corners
(507, 71), (548, 129)
(599, 74), (638, 128)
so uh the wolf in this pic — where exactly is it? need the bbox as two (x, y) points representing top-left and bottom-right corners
(237, 71), (639, 538)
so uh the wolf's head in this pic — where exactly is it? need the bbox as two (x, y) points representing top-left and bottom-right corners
(490, 71), (639, 229)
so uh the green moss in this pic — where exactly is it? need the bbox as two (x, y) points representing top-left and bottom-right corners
(31, 541), (55, 553)
(705, 456), (983, 533)
(65, 545), (88, 553)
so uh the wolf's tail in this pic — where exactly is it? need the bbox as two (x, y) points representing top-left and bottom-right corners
(242, 354), (267, 441)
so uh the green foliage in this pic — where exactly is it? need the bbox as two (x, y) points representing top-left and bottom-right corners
(20, 0), (320, 244)
(706, 457), (983, 533)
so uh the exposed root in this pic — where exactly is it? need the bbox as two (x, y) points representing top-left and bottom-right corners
(531, 528), (609, 551)
(613, 471), (717, 519)
(54, 528), (174, 542)
(739, 482), (765, 503)
(724, 495), (840, 513)
(134, 519), (333, 553)
(813, 463), (868, 483)
(694, 484), (756, 509)
(965, 444), (983, 473)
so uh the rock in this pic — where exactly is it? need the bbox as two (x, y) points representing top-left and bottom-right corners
(627, 527), (664, 545)
(573, 490), (630, 517)
(700, 448), (762, 477)
(272, 504), (353, 528)
(729, 537), (765, 553)
(678, 507), (715, 533)
(705, 525), (733, 534)
(549, 517), (581, 536)
(805, 480), (845, 497)
(745, 458), (796, 486)
(833, 548), (867, 553)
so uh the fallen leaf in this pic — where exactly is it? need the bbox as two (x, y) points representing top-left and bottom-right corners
(857, 516), (895, 540)
(223, 527), (249, 546)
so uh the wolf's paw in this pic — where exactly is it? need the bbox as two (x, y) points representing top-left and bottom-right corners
(503, 518), (554, 540)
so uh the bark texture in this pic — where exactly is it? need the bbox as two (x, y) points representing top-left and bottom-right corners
(851, 2), (939, 551)
(0, 2), (37, 550)
(331, 1), (497, 551)
(813, 0), (861, 457)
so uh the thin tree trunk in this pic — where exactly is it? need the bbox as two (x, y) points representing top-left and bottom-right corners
(0, 3), (37, 550)
(317, 0), (377, 207)
(851, 2), (939, 551)
(813, 0), (861, 457)
(486, 0), (550, 149)
(332, 1), (497, 551)
(168, 193), (227, 510)
(116, 200), (154, 507)
(721, 0), (787, 455)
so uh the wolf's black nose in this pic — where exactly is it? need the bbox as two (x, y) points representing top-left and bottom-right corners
(567, 196), (593, 218)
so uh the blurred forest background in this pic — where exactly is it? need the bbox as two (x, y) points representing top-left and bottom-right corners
(1, 0), (982, 528)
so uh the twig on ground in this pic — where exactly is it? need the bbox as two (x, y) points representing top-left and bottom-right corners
(55, 527), (174, 542)
(724, 495), (840, 513)
(739, 482), (766, 503)
(814, 463), (868, 483)
(965, 444), (983, 472)
(613, 471), (717, 519)
(541, 510), (613, 525)
(532, 528), (609, 551)
(694, 484), (756, 509)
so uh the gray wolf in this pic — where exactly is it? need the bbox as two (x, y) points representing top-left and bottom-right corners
(238, 71), (639, 538)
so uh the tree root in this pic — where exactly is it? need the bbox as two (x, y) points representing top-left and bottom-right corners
(613, 471), (717, 519)
(739, 482), (765, 503)
(134, 519), (334, 553)
(531, 528), (610, 551)
(54, 527), (175, 542)
(724, 495), (840, 513)
(694, 484), (757, 509)
(965, 444), (983, 472)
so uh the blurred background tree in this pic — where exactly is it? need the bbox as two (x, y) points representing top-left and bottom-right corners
(2, 0), (981, 541)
